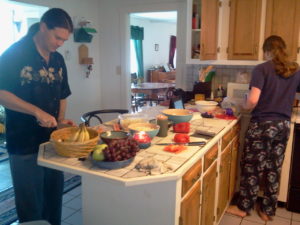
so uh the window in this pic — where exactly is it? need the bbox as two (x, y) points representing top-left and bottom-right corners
(0, 0), (47, 55)
(130, 40), (138, 74)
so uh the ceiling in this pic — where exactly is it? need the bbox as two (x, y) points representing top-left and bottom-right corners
(131, 11), (177, 23)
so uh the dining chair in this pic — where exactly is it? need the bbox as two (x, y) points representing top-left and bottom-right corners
(81, 109), (129, 126)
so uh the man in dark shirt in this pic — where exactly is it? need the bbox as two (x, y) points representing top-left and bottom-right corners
(0, 8), (75, 225)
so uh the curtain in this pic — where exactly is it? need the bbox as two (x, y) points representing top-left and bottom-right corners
(168, 35), (176, 69)
(130, 26), (144, 80)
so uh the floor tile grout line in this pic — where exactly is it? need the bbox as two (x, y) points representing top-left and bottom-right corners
(62, 208), (81, 223)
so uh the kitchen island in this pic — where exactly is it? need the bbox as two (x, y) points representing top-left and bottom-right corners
(38, 114), (240, 225)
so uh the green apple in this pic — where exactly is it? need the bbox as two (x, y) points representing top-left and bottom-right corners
(92, 144), (107, 161)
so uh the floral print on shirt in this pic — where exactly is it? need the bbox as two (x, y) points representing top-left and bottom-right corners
(20, 66), (63, 85)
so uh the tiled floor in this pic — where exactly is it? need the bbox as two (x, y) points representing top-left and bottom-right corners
(220, 207), (300, 225)
(1, 158), (300, 225)
(0, 159), (83, 225)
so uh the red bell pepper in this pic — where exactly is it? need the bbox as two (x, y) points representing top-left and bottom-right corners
(173, 122), (190, 133)
(163, 144), (187, 154)
(174, 133), (190, 144)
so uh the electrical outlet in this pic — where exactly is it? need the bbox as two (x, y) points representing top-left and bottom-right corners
(116, 66), (121, 75)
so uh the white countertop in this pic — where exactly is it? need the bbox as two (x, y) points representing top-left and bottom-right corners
(38, 113), (238, 186)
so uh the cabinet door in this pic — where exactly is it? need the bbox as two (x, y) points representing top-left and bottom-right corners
(228, 0), (262, 60)
(221, 130), (232, 151)
(217, 144), (232, 221)
(265, 0), (300, 61)
(182, 159), (202, 197)
(229, 136), (239, 200)
(204, 143), (218, 171)
(180, 181), (201, 225)
(200, 0), (219, 60)
(201, 162), (217, 225)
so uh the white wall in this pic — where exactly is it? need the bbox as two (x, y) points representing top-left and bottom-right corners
(12, 0), (187, 123)
(130, 17), (177, 77)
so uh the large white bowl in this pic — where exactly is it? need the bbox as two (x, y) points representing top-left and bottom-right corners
(195, 101), (218, 113)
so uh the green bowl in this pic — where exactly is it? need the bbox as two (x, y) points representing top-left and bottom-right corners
(128, 122), (160, 139)
(162, 109), (193, 124)
(100, 131), (129, 144)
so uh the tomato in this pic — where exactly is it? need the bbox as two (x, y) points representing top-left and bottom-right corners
(173, 122), (190, 133)
(174, 133), (190, 144)
(163, 144), (187, 154)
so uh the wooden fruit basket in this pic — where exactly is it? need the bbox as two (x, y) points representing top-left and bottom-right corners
(50, 127), (99, 158)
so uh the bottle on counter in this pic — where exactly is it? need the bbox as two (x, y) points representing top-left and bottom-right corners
(216, 85), (225, 98)
(156, 114), (168, 137)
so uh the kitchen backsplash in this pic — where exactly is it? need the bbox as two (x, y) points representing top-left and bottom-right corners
(185, 64), (255, 95)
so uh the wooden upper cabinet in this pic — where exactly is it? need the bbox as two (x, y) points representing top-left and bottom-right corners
(200, 0), (219, 60)
(228, 0), (262, 60)
(265, 0), (300, 61)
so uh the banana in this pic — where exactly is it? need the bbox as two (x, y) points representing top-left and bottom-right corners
(76, 129), (85, 142)
(67, 128), (80, 142)
(0, 123), (5, 134)
(83, 126), (90, 141)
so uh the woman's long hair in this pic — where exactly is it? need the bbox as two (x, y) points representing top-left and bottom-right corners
(263, 35), (299, 78)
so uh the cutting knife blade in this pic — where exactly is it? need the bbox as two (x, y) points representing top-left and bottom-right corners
(155, 141), (206, 146)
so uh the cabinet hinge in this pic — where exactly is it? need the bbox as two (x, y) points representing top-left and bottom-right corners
(226, 47), (229, 53)
(213, 215), (216, 222)
(298, 47), (300, 53)
(228, 0), (231, 7)
(217, 47), (220, 53)
(179, 216), (183, 225)
(216, 171), (218, 177)
(219, 1), (222, 7)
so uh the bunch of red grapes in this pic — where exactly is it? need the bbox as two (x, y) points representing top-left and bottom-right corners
(103, 138), (140, 162)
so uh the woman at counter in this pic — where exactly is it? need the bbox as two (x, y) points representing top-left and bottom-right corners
(227, 35), (300, 221)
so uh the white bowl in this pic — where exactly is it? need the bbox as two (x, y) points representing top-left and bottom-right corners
(195, 101), (218, 113)
(118, 113), (149, 131)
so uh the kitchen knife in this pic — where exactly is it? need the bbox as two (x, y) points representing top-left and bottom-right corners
(155, 141), (206, 146)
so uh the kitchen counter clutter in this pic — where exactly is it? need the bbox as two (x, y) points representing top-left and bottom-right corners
(38, 114), (233, 185)
(38, 112), (240, 225)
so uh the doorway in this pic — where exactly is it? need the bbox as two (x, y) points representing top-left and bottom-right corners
(119, 2), (184, 111)
(129, 11), (178, 111)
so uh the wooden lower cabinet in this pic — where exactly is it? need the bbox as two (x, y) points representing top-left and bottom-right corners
(182, 159), (202, 197)
(201, 162), (217, 225)
(229, 136), (239, 199)
(217, 144), (232, 221)
(180, 181), (201, 225)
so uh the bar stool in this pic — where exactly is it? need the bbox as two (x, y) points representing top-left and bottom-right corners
(81, 109), (129, 126)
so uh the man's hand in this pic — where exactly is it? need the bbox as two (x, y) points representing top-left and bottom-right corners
(35, 110), (57, 128)
(58, 118), (77, 127)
